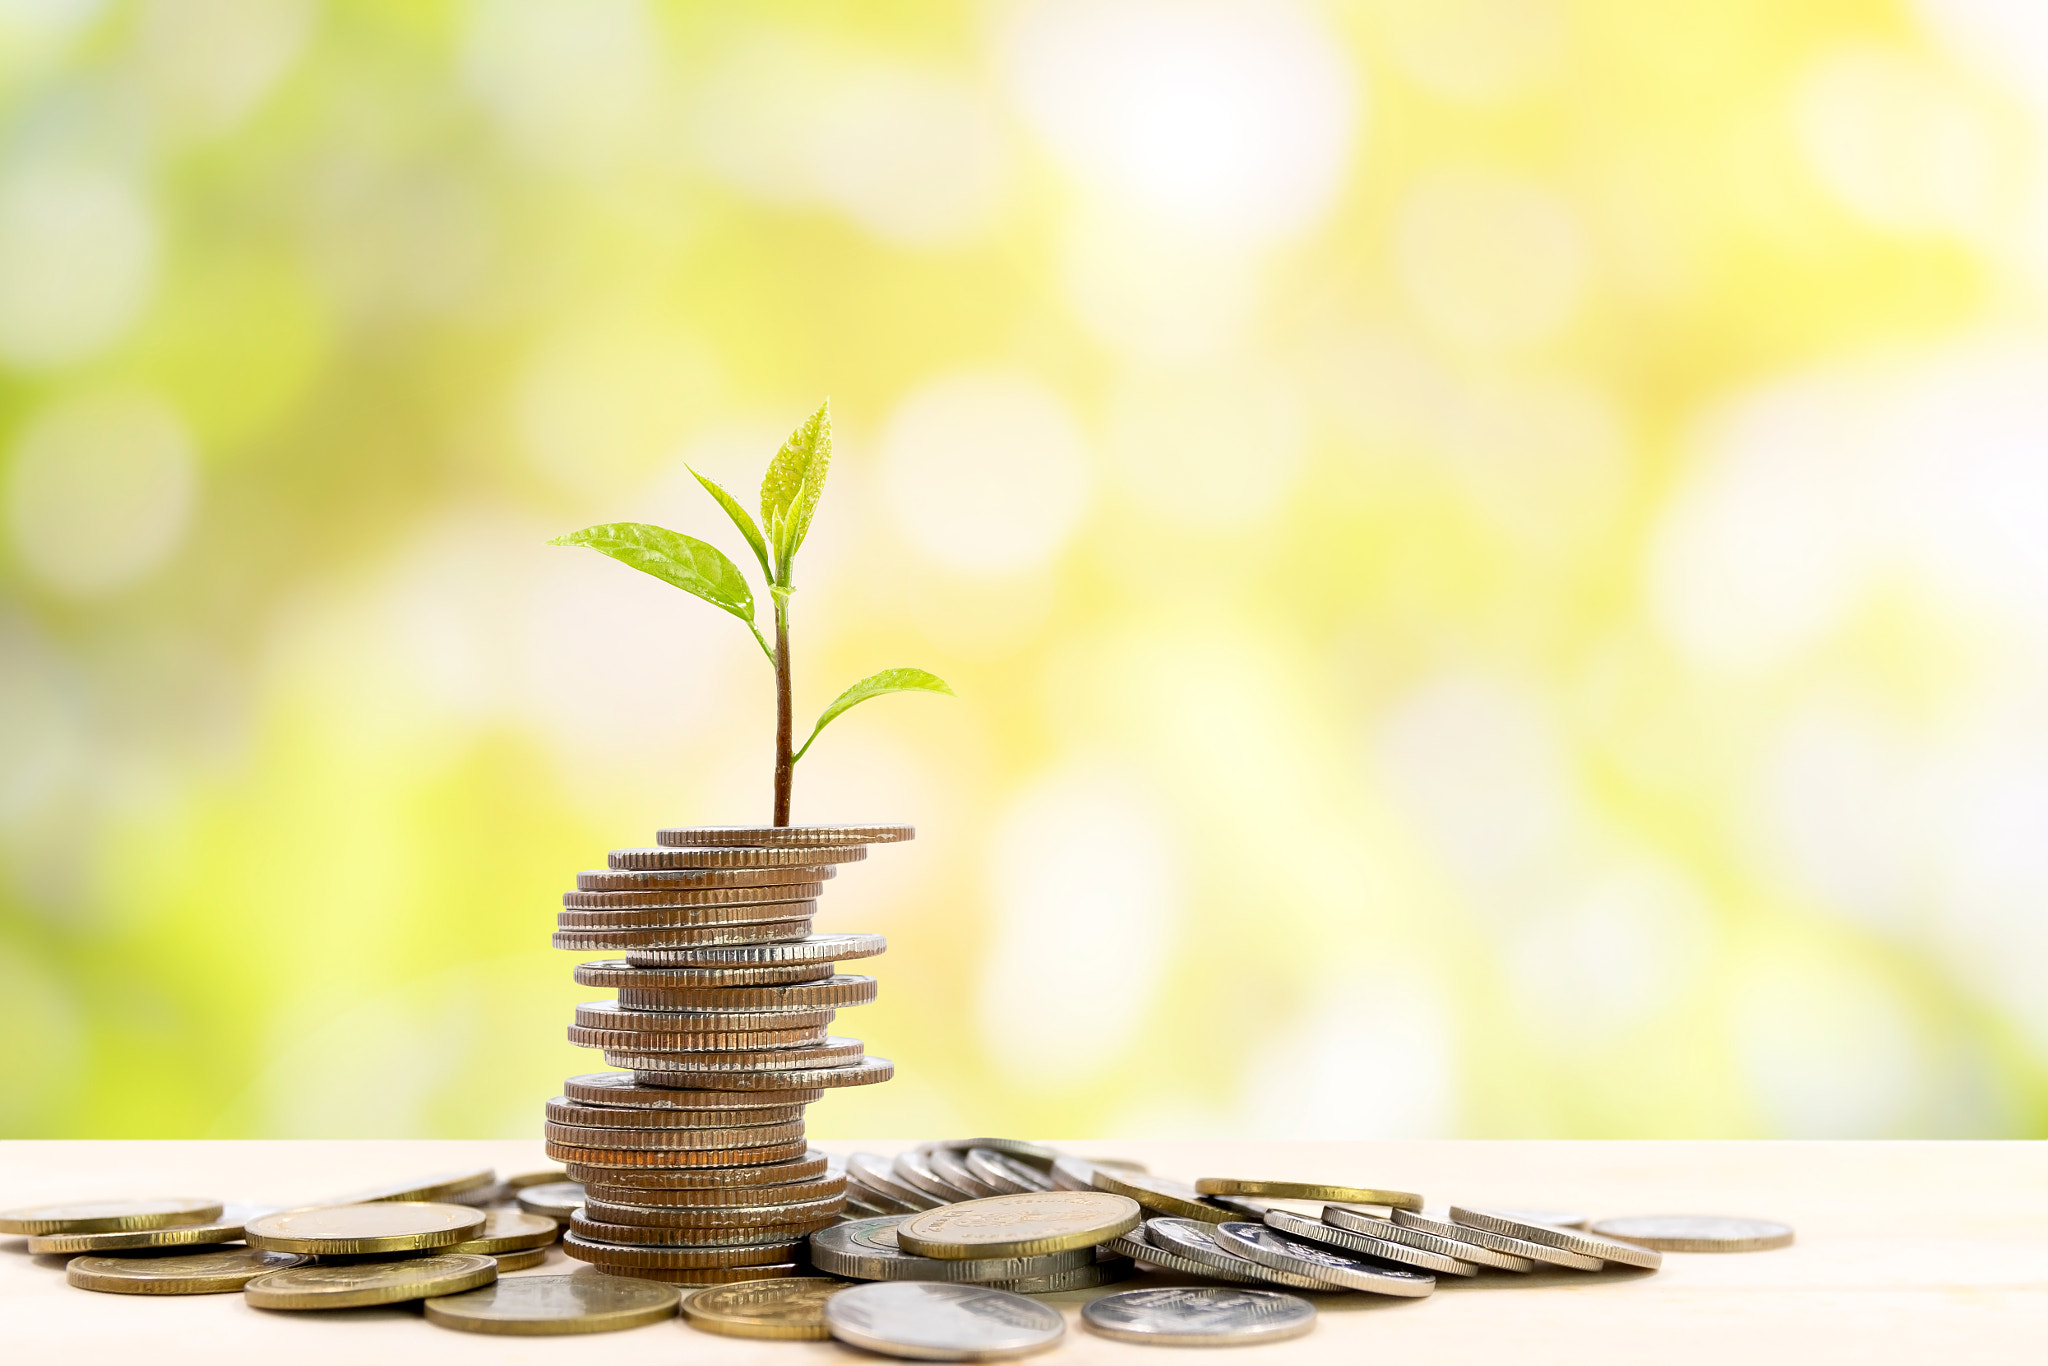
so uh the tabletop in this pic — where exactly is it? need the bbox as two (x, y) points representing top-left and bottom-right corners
(4, 1138), (2044, 1364)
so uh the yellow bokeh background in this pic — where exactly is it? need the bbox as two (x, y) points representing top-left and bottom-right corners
(3, 0), (2046, 1141)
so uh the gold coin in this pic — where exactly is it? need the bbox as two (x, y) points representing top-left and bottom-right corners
(894, 1192), (1143, 1260)
(577, 866), (831, 891)
(547, 1097), (807, 1129)
(1090, 1170), (1233, 1223)
(629, 1057), (893, 1091)
(505, 1169), (568, 1190)
(490, 1247), (551, 1272)
(517, 1183), (587, 1220)
(559, 901), (820, 929)
(1195, 1178), (1424, 1210)
(574, 959), (835, 988)
(657, 824), (914, 847)
(570, 1213), (829, 1248)
(0, 1197), (221, 1236)
(445, 1208), (562, 1254)
(568, 1024), (828, 1052)
(604, 1261), (805, 1285)
(316, 1168), (497, 1205)
(575, 1000), (838, 1032)
(617, 973), (877, 1012)
(546, 1139), (810, 1169)
(424, 1270), (680, 1335)
(562, 1230), (803, 1268)
(244, 1252), (498, 1309)
(245, 1202), (488, 1254)
(543, 1120), (806, 1151)
(611, 845), (867, 869)
(683, 1275), (843, 1339)
(553, 921), (812, 951)
(66, 1248), (305, 1295)
(562, 1150), (831, 1188)
(27, 1204), (267, 1254)
(582, 1175), (843, 1208)
(582, 1193), (844, 1229)
(562, 1071), (826, 1109)
(565, 885), (826, 909)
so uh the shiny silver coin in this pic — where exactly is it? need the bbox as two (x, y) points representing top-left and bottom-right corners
(1395, 1208), (1600, 1271)
(895, 1150), (975, 1203)
(825, 1281), (1065, 1361)
(1449, 1207), (1662, 1270)
(1083, 1287), (1317, 1347)
(1324, 1205), (1534, 1272)
(624, 933), (885, 967)
(1211, 1222), (1434, 1298)
(1106, 1225), (1264, 1285)
(1263, 1208), (1478, 1277)
(1585, 1215), (1792, 1254)
(925, 1148), (1000, 1199)
(965, 1150), (1054, 1195)
(849, 1154), (944, 1211)
(1142, 1218), (1332, 1291)
(810, 1216), (1090, 1283)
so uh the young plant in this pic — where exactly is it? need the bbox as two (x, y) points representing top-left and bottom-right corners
(549, 401), (953, 825)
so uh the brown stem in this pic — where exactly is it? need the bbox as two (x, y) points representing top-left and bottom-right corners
(772, 598), (792, 826)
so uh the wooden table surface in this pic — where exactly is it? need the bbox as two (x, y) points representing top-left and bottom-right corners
(4, 1139), (2043, 1364)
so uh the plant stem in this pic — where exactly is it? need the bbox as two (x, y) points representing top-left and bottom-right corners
(772, 595), (793, 826)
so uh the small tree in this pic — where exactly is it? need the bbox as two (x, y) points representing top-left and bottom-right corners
(551, 400), (952, 825)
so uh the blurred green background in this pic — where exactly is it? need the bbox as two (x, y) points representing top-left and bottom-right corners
(4, 0), (2048, 1141)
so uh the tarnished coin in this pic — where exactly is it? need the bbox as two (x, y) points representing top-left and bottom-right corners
(245, 1253), (498, 1309)
(565, 885), (826, 910)
(562, 1071), (826, 1109)
(0, 1197), (222, 1236)
(577, 866), (831, 891)
(1083, 1287), (1317, 1347)
(658, 824), (915, 848)
(618, 973), (877, 1012)
(825, 1280), (1063, 1361)
(600, 1036), (861, 1072)
(562, 1231), (804, 1269)
(809, 1216), (1092, 1283)
(554, 921), (814, 952)
(1324, 1205), (1533, 1272)
(575, 1000), (837, 1033)
(1263, 1208), (1477, 1277)
(1449, 1207), (1662, 1270)
(245, 1202), (487, 1255)
(66, 1248), (305, 1295)
(446, 1208), (563, 1254)
(1196, 1177), (1423, 1211)
(425, 1271), (679, 1334)
(491, 1247), (550, 1271)
(558, 900), (819, 929)
(896, 1149), (975, 1202)
(927, 1148), (1001, 1199)
(1395, 1208), (1600, 1271)
(1212, 1222), (1434, 1297)
(624, 932), (886, 967)
(631, 1057), (893, 1091)
(684, 1275), (843, 1339)
(517, 1183), (587, 1220)
(1143, 1219), (1333, 1290)
(965, 1150), (1055, 1196)
(562, 1150), (831, 1189)
(318, 1168), (497, 1206)
(1585, 1215), (1793, 1253)
(1091, 1169), (1233, 1223)
(27, 1202), (273, 1255)
(896, 1192), (1142, 1260)
(1106, 1224), (1264, 1284)
(545, 1139), (810, 1169)
(574, 959), (835, 989)
(584, 1193), (844, 1230)
(612, 845), (867, 869)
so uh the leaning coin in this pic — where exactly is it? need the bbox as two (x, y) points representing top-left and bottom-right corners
(1048, 1157), (1099, 1192)
(1211, 1222), (1435, 1298)
(928, 1138), (1064, 1169)
(896, 1149), (974, 1202)
(1325, 1205), (1534, 1272)
(245, 1253), (498, 1309)
(245, 1202), (487, 1254)
(1395, 1208), (1601, 1270)
(1091, 1169), (1233, 1223)
(926, 1147), (1001, 1199)
(658, 824), (915, 848)
(809, 1216), (1091, 1282)
(446, 1208), (562, 1254)
(66, 1248), (306, 1295)
(826, 1280), (1063, 1362)
(1083, 1286), (1317, 1347)
(0, 1197), (222, 1236)
(518, 1183), (587, 1220)
(1585, 1215), (1794, 1253)
(27, 1202), (273, 1255)
(1449, 1207), (1662, 1270)
(896, 1192), (1142, 1260)
(1196, 1177), (1423, 1211)
(848, 1154), (935, 1212)
(316, 1168), (497, 1205)
(965, 1150), (1055, 1195)
(424, 1271), (679, 1334)
(1106, 1224), (1263, 1284)
(683, 1276), (844, 1339)
(1263, 1208), (1477, 1276)
(1144, 1219), (1333, 1290)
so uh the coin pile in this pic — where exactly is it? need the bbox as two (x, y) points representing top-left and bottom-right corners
(545, 823), (906, 1286)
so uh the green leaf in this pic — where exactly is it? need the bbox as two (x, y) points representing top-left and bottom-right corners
(688, 465), (772, 583)
(792, 667), (954, 763)
(548, 522), (756, 624)
(759, 400), (831, 580)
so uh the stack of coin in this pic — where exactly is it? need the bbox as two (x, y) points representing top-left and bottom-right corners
(546, 823), (906, 1285)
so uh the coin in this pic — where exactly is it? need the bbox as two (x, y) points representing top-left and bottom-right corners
(563, 1071), (827, 1109)
(1263, 1208), (1478, 1277)
(986, 1255), (1135, 1294)
(624, 932), (886, 967)
(584, 1175), (843, 1207)
(26, 1202), (271, 1255)
(562, 1231), (803, 1269)
(1448, 1207), (1662, 1270)
(1584, 1215), (1794, 1253)
(1083, 1286), (1317, 1347)
(244, 1252), (498, 1309)
(492, 1247), (551, 1271)
(559, 901), (821, 930)
(826, 1280), (1063, 1362)
(1091, 1169), (1233, 1223)
(517, 1183), (587, 1220)
(547, 1099), (805, 1131)
(583, 1193), (844, 1229)
(445, 1208), (562, 1254)
(575, 1000), (838, 1032)
(931, 1138), (1063, 1168)
(571, 1026), (831, 1055)
(546, 1139), (810, 1169)
(659, 824), (915, 848)
(0, 1197), (222, 1236)
(425, 1270), (679, 1334)
(1394, 1208), (1600, 1270)
(927, 1147), (1001, 1199)
(618, 974), (878, 1012)
(964, 1151), (1054, 1195)
(601, 1261), (806, 1284)
(851, 1153), (945, 1210)
(896, 1191), (1142, 1260)
(574, 959), (835, 989)
(564, 1150), (832, 1188)
(631, 1057), (893, 1091)
(612, 845), (867, 869)
(600, 1036), (859, 1069)
(683, 1275), (843, 1339)
(1143, 1219), (1334, 1290)
(577, 866), (832, 891)
(810, 1216), (1093, 1282)
(1212, 1221), (1434, 1297)
(1492, 1208), (1589, 1230)
(66, 1248), (307, 1295)
(571, 1211), (832, 1247)
(244, 1202), (487, 1254)
(565, 885), (828, 910)
(1203, 1195), (1272, 1219)
(1196, 1177), (1424, 1210)
(1105, 1224), (1263, 1284)
(319, 1168), (498, 1205)
(1323, 1205), (1534, 1272)
(554, 922), (813, 951)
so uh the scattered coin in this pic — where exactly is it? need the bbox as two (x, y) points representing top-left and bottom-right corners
(1262, 1208), (1477, 1277)
(1091, 1169), (1233, 1223)
(1106, 1223), (1263, 1284)
(1585, 1215), (1794, 1253)
(66, 1248), (307, 1295)
(1049, 1157), (1100, 1192)
(1448, 1207), (1662, 1270)
(491, 1247), (550, 1271)
(810, 1216), (1093, 1283)
(1196, 1177), (1423, 1211)
(1492, 1208), (1589, 1230)
(896, 1191), (1142, 1260)
(424, 1270), (680, 1334)
(927, 1148), (1001, 1199)
(683, 1276), (845, 1339)
(1083, 1286), (1318, 1347)
(27, 1203), (270, 1255)
(1212, 1222), (1434, 1297)
(658, 824), (915, 848)
(1324, 1205), (1534, 1272)
(1143, 1218), (1334, 1290)
(897, 1148), (977, 1202)
(1395, 1208), (1601, 1271)
(318, 1168), (497, 1205)
(244, 1253), (498, 1309)
(1202, 1195), (1272, 1219)
(517, 1183), (587, 1220)
(0, 1197), (222, 1236)
(825, 1280), (1064, 1361)
(446, 1208), (562, 1254)
(965, 1150), (1054, 1195)
(244, 1202), (487, 1255)
(932, 1138), (1063, 1168)
(851, 1153), (944, 1210)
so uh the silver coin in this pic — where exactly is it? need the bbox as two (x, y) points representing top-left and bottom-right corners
(895, 1150), (975, 1203)
(1449, 1207), (1662, 1270)
(1491, 1207), (1588, 1230)
(1324, 1205), (1534, 1272)
(926, 1138), (1064, 1168)
(965, 1150), (1054, 1195)
(926, 1147), (1001, 1199)
(1211, 1222), (1435, 1298)
(1083, 1286), (1317, 1347)
(1048, 1156), (1098, 1192)
(1263, 1208), (1478, 1277)
(1585, 1215), (1793, 1253)
(517, 1183), (587, 1220)
(1395, 1208), (1601, 1271)
(825, 1281), (1065, 1361)
(1142, 1218), (1333, 1290)
(624, 933), (885, 967)
(988, 1255), (1136, 1295)
(1106, 1225), (1265, 1284)
(850, 1154), (945, 1211)
(810, 1216), (1090, 1283)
